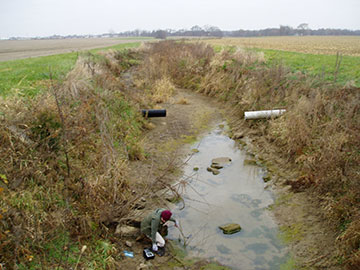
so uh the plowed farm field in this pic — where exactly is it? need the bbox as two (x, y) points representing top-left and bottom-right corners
(0, 38), (148, 62)
(206, 36), (360, 56)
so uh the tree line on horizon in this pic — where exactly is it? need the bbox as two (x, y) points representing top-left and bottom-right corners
(123, 24), (360, 39)
(7, 24), (360, 40)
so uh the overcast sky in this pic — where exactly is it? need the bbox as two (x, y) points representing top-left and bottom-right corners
(1, 0), (359, 38)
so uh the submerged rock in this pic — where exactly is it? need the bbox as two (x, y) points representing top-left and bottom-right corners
(210, 164), (223, 169)
(207, 157), (232, 175)
(207, 167), (220, 175)
(212, 157), (232, 166)
(219, 223), (242, 234)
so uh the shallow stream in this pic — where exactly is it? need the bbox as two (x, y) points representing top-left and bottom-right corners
(168, 124), (288, 270)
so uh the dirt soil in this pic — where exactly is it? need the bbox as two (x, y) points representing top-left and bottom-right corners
(0, 38), (147, 62)
(111, 73), (340, 269)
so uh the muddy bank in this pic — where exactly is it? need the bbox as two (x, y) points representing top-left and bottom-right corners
(227, 119), (342, 270)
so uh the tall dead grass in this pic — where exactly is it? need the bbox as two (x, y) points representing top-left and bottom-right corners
(0, 50), (148, 268)
(135, 40), (214, 91)
(150, 76), (175, 103)
(135, 40), (360, 269)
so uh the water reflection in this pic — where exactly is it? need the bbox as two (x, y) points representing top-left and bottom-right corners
(168, 125), (288, 270)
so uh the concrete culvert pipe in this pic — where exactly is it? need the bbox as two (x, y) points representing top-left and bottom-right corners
(141, 109), (167, 118)
(244, 109), (286, 120)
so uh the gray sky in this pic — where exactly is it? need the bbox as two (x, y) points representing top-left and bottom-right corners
(1, 0), (359, 38)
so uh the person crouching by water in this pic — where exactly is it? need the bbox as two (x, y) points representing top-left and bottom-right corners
(140, 208), (179, 253)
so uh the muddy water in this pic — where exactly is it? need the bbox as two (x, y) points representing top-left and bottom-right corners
(168, 125), (288, 270)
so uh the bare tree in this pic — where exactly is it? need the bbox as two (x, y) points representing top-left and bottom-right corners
(154, 30), (167, 39)
(297, 23), (310, 35)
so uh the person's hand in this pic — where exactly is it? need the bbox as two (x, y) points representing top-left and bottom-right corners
(152, 244), (158, 252)
(175, 220), (180, 228)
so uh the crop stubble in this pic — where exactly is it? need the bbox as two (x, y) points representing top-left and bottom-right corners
(206, 36), (360, 56)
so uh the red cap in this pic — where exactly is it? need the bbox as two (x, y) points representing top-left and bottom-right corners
(161, 210), (172, 221)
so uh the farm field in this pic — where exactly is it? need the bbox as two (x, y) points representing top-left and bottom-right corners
(0, 42), (141, 97)
(206, 36), (360, 56)
(206, 36), (360, 86)
(0, 37), (151, 62)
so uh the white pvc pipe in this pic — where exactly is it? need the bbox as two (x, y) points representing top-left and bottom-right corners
(244, 109), (286, 120)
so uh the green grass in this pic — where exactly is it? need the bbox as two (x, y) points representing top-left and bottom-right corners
(0, 42), (141, 98)
(258, 49), (360, 87)
(17, 231), (80, 270)
(115, 37), (154, 40)
(279, 223), (304, 244)
(211, 44), (360, 87)
(0, 52), (78, 97)
(90, 41), (140, 53)
(280, 257), (297, 270)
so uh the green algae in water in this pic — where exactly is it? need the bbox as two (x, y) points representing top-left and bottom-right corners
(244, 159), (258, 166)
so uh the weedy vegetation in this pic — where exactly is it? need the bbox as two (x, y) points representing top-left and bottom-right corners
(134, 40), (360, 269)
(206, 36), (360, 87)
(0, 48), (151, 269)
(1, 39), (359, 269)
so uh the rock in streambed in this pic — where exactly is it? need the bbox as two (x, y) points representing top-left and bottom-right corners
(207, 157), (232, 175)
(207, 167), (220, 175)
(219, 223), (242, 234)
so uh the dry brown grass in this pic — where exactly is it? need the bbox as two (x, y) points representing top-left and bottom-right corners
(0, 50), (150, 268)
(150, 76), (175, 103)
(176, 97), (189, 105)
(136, 40), (360, 269)
(135, 40), (214, 90)
(205, 36), (360, 56)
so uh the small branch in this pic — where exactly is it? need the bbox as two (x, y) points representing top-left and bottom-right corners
(334, 52), (342, 83)
(49, 69), (71, 178)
